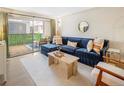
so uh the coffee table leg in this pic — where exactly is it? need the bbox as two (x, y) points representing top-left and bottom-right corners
(66, 61), (78, 79)
(73, 61), (77, 75)
(48, 55), (54, 66)
(67, 63), (73, 79)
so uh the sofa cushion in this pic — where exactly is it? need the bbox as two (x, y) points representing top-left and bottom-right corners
(76, 48), (100, 56)
(62, 37), (68, 45)
(75, 48), (101, 66)
(76, 48), (87, 53)
(41, 44), (57, 51)
(61, 45), (77, 54)
(80, 38), (92, 48)
(41, 44), (58, 56)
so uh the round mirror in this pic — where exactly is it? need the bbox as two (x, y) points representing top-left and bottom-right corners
(78, 21), (89, 32)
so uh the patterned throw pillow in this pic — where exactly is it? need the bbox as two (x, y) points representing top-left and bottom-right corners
(67, 41), (77, 47)
(87, 40), (93, 52)
(93, 38), (104, 54)
(53, 36), (62, 44)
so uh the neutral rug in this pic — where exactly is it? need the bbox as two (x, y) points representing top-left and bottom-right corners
(20, 52), (93, 86)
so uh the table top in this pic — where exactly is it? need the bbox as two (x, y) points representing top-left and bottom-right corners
(107, 48), (120, 53)
(48, 51), (79, 64)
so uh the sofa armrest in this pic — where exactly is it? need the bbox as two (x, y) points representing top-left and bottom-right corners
(100, 44), (109, 61)
(100, 40), (109, 56)
(100, 45), (109, 58)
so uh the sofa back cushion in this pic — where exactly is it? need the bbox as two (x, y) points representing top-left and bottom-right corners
(62, 37), (68, 45)
(62, 36), (109, 49)
(62, 37), (92, 48)
(80, 38), (93, 48)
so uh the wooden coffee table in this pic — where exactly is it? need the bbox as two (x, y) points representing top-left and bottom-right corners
(48, 51), (79, 79)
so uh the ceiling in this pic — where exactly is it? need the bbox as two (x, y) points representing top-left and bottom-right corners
(9, 7), (93, 18)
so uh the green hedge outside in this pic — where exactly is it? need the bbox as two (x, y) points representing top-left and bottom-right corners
(8, 33), (42, 46)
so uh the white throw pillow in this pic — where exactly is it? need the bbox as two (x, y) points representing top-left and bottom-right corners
(67, 41), (72, 46)
(67, 41), (77, 47)
(87, 40), (93, 52)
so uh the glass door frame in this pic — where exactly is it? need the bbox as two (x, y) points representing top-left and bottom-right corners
(7, 13), (40, 58)
(6, 12), (50, 58)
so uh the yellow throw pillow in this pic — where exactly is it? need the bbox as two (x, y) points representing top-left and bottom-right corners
(87, 40), (93, 52)
(67, 41), (77, 47)
(93, 38), (104, 54)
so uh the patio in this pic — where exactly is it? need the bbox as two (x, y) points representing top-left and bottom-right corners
(8, 33), (42, 57)
(9, 43), (40, 57)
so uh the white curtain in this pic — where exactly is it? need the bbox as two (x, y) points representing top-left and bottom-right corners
(43, 21), (51, 37)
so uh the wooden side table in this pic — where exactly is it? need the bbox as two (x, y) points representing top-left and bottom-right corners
(104, 48), (121, 65)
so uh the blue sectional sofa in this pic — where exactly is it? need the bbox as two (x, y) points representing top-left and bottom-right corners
(41, 36), (109, 67)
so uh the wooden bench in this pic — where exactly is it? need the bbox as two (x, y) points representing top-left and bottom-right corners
(91, 62), (124, 86)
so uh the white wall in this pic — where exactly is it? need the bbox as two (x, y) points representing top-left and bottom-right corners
(61, 7), (124, 59)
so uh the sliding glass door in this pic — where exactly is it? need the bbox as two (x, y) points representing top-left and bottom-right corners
(8, 14), (33, 57)
(32, 18), (44, 52)
(7, 13), (51, 57)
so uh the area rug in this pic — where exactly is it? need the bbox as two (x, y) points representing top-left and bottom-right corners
(20, 52), (93, 86)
